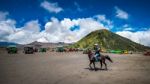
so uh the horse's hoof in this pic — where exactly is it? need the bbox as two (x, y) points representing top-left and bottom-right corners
(90, 68), (93, 70)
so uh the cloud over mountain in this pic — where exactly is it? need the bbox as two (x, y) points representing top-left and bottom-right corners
(116, 30), (150, 46)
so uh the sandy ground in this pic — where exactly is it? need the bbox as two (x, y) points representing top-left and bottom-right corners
(0, 50), (150, 84)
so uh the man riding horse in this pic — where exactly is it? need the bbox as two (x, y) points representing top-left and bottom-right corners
(93, 44), (101, 61)
(88, 44), (113, 71)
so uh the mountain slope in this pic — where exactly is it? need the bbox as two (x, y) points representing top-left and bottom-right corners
(71, 29), (150, 51)
(0, 42), (17, 47)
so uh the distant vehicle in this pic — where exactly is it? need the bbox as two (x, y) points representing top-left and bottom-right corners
(128, 51), (133, 54)
(39, 48), (47, 52)
(77, 48), (83, 51)
(123, 50), (128, 54)
(24, 47), (34, 54)
(6, 45), (18, 54)
(34, 48), (38, 52)
(56, 46), (64, 52)
(144, 51), (150, 56)
(109, 50), (123, 54)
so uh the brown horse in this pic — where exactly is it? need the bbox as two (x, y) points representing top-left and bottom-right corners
(87, 50), (113, 70)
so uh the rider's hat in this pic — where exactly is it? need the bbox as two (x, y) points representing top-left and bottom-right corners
(94, 43), (98, 46)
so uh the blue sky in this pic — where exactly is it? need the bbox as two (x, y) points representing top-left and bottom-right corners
(0, 0), (150, 46)
(1, 0), (150, 30)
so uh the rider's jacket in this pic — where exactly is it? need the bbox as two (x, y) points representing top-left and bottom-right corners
(94, 47), (101, 57)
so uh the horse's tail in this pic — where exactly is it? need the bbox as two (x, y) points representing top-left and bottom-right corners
(105, 55), (113, 63)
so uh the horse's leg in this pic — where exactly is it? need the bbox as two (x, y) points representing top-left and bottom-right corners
(89, 61), (92, 69)
(100, 60), (103, 69)
(103, 60), (107, 70)
(93, 61), (96, 71)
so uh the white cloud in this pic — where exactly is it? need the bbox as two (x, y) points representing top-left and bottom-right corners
(0, 12), (108, 44)
(122, 24), (133, 31)
(115, 6), (128, 19)
(41, 1), (63, 13)
(0, 11), (41, 44)
(123, 28), (133, 31)
(94, 15), (113, 29)
(0, 11), (8, 21)
(37, 37), (49, 43)
(123, 24), (129, 28)
(74, 2), (82, 12)
(116, 30), (150, 46)
(0, 13), (16, 41)
(43, 17), (106, 43)
(7, 20), (41, 44)
(23, 20), (40, 33)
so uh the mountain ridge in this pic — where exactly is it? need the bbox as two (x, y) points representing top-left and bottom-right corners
(0, 42), (18, 47)
(70, 29), (150, 51)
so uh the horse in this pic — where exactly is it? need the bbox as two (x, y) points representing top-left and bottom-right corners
(87, 50), (113, 70)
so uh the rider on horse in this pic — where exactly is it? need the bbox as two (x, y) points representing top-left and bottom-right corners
(88, 44), (113, 70)
(94, 44), (101, 61)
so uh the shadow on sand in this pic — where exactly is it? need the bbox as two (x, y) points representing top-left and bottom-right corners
(84, 67), (111, 71)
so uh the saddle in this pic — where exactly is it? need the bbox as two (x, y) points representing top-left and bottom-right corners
(91, 54), (101, 62)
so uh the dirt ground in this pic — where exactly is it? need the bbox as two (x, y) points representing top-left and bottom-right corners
(0, 50), (150, 84)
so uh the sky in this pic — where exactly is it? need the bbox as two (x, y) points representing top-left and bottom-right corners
(0, 0), (150, 46)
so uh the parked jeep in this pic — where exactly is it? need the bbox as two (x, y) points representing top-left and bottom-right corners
(24, 47), (34, 54)
(7, 46), (18, 54)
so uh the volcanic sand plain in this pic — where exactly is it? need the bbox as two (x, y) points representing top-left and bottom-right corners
(0, 50), (150, 84)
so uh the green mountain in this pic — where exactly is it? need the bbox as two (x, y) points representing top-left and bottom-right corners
(70, 29), (150, 51)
